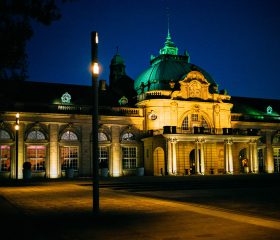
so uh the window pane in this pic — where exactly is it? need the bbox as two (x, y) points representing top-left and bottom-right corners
(0, 130), (10, 139)
(0, 145), (10, 172)
(60, 146), (79, 170)
(98, 132), (108, 141)
(27, 145), (46, 171)
(201, 116), (208, 128)
(192, 114), (198, 121)
(122, 133), (134, 141)
(273, 148), (280, 173)
(27, 130), (45, 140)
(122, 147), (136, 169)
(98, 146), (109, 167)
(61, 131), (78, 141)
(182, 117), (188, 130)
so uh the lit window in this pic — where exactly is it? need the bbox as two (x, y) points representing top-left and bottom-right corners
(0, 145), (10, 172)
(98, 146), (109, 168)
(182, 116), (188, 130)
(0, 130), (10, 139)
(27, 130), (45, 140)
(61, 131), (78, 141)
(60, 146), (79, 170)
(273, 148), (280, 173)
(98, 132), (108, 141)
(122, 147), (136, 169)
(27, 145), (46, 171)
(192, 114), (198, 121)
(122, 133), (134, 141)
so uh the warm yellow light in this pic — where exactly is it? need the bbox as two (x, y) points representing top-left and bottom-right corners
(93, 62), (99, 75)
(15, 125), (19, 131)
(95, 33), (98, 44)
(16, 113), (19, 118)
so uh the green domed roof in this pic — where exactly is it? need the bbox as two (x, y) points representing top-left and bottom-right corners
(111, 54), (125, 65)
(134, 55), (216, 94)
(134, 32), (216, 94)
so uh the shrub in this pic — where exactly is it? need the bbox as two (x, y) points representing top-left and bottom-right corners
(23, 161), (32, 170)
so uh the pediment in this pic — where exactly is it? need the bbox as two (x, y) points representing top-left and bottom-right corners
(182, 71), (209, 84)
(171, 71), (210, 100)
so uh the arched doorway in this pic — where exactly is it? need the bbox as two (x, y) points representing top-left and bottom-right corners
(239, 148), (248, 173)
(189, 149), (196, 174)
(153, 147), (165, 176)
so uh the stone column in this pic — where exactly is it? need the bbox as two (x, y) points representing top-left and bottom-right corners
(195, 140), (200, 174)
(248, 140), (258, 173)
(224, 141), (229, 173)
(248, 141), (254, 173)
(224, 139), (233, 174)
(111, 126), (121, 177)
(252, 141), (258, 173)
(49, 124), (59, 178)
(200, 140), (205, 175)
(265, 131), (274, 173)
(228, 141), (233, 173)
(171, 139), (177, 175)
(81, 124), (91, 177)
(167, 139), (173, 175)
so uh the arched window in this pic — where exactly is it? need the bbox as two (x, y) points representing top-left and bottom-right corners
(201, 116), (209, 128)
(182, 117), (188, 130)
(122, 132), (134, 141)
(27, 130), (46, 140)
(98, 132), (108, 141)
(61, 131), (78, 141)
(0, 130), (11, 139)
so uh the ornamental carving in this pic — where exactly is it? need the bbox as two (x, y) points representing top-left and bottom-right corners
(185, 71), (208, 83)
(61, 92), (71, 104)
(192, 104), (200, 112)
(214, 104), (220, 114)
(171, 71), (210, 100)
(170, 101), (178, 107)
(167, 137), (177, 143)
(189, 81), (201, 98)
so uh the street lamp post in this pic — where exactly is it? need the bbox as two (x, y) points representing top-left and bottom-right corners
(91, 31), (100, 215)
(15, 113), (19, 180)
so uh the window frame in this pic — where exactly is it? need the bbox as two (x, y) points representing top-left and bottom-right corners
(60, 146), (79, 171)
(122, 146), (137, 169)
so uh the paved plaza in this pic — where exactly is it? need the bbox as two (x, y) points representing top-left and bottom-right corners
(1, 174), (280, 240)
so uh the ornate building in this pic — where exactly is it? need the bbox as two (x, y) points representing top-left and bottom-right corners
(1, 32), (280, 179)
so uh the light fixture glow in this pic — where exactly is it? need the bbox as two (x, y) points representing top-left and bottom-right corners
(93, 62), (99, 75)
(15, 125), (19, 131)
(16, 113), (20, 118)
(95, 33), (98, 44)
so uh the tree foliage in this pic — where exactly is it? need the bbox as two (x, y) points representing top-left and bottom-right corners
(0, 0), (70, 81)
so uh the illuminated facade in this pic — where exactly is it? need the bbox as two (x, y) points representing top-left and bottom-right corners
(1, 32), (280, 179)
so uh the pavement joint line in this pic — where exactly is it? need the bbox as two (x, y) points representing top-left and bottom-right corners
(103, 189), (280, 230)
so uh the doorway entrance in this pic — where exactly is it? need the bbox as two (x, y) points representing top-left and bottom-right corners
(153, 147), (165, 176)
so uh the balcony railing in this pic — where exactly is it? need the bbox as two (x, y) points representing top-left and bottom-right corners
(144, 126), (260, 137)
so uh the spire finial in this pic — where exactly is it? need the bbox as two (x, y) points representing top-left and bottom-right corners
(116, 46), (119, 54)
(166, 7), (171, 39)
(159, 6), (178, 56)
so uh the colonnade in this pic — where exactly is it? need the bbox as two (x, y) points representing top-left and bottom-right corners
(166, 138), (259, 175)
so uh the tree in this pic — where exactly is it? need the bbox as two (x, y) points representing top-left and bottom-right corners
(0, 0), (71, 81)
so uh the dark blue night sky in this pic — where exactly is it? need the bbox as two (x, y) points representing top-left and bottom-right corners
(27, 0), (280, 99)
